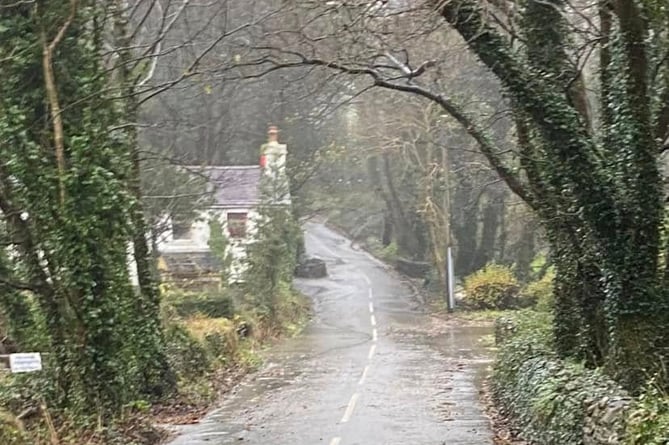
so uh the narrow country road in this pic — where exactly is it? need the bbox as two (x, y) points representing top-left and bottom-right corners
(168, 222), (494, 445)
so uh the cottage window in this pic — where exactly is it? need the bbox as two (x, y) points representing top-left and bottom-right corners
(227, 212), (247, 238)
(172, 216), (191, 240)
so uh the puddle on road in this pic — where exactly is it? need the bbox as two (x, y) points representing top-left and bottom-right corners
(389, 322), (494, 403)
(223, 313), (372, 402)
(426, 324), (494, 431)
(247, 321), (495, 428)
(426, 325), (494, 356)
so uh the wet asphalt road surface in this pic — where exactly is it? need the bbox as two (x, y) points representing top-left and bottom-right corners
(168, 222), (494, 445)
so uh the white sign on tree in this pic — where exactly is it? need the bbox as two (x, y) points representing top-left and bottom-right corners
(9, 353), (43, 373)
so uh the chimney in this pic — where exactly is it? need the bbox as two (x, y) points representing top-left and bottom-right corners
(259, 124), (290, 204)
(260, 125), (284, 169)
(268, 125), (279, 143)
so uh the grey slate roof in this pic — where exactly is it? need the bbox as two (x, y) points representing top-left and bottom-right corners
(199, 166), (261, 208)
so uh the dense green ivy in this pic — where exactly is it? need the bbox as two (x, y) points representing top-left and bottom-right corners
(493, 312), (630, 445)
(0, 1), (173, 416)
(209, 219), (234, 284)
(437, 0), (669, 390)
(244, 171), (301, 320)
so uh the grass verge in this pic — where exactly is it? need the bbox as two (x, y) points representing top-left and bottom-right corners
(154, 285), (311, 429)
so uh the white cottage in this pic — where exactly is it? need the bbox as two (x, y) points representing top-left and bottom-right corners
(155, 126), (289, 282)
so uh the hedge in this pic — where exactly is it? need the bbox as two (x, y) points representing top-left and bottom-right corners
(166, 290), (235, 319)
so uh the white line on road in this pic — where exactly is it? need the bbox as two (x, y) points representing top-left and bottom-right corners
(368, 344), (376, 359)
(368, 288), (373, 299)
(370, 314), (376, 326)
(358, 365), (370, 385)
(372, 328), (378, 342)
(361, 273), (372, 285)
(368, 302), (374, 313)
(329, 437), (341, 445)
(341, 393), (359, 423)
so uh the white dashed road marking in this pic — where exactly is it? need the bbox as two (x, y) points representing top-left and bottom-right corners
(326, 249), (383, 443)
(341, 393), (359, 423)
(358, 365), (370, 385)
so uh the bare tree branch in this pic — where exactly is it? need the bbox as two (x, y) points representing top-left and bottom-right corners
(237, 50), (535, 209)
(41, 0), (78, 205)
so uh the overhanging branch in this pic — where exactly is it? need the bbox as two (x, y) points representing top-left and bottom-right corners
(239, 50), (536, 210)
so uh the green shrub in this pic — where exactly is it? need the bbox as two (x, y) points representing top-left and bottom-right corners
(277, 284), (310, 333)
(625, 386), (669, 445)
(164, 322), (211, 378)
(379, 242), (398, 262)
(493, 310), (554, 356)
(463, 263), (520, 309)
(165, 290), (235, 319)
(181, 315), (241, 360)
(363, 237), (398, 262)
(529, 252), (549, 279)
(521, 268), (555, 311)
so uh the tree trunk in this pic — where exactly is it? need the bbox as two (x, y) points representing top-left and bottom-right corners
(471, 194), (500, 271)
(113, 0), (175, 398)
(381, 153), (422, 258)
(381, 210), (393, 247)
(515, 219), (535, 282)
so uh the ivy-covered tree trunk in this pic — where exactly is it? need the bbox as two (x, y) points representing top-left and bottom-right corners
(0, 1), (172, 414)
(433, 0), (668, 389)
(0, 249), (41, 351)
(111, 0), (175, 398)
(597, 0), (664, 388)
(245, 205), (300, 321)
(516, 0), (609, 366)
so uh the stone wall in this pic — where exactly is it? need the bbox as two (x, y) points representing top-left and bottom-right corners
(394, 257), (431, 278)
(583, 396), (632, 445)
(494, 316), (517, 344)
(493, 313), (631, 445)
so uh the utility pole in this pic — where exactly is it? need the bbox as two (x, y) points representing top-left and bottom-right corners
(442, 143), (455, 312)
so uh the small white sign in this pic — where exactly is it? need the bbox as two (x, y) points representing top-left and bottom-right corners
(9, 353), (42, 373)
